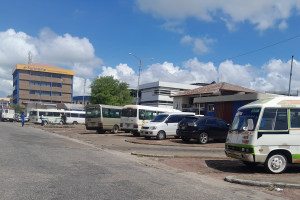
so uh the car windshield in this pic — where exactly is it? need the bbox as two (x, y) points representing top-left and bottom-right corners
(230, 108), (261, 131)
(151, 115), (168, 122)
(121, 108), (137, 117)
(86, 107), (101, 118)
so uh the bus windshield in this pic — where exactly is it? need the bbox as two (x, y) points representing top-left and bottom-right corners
(151, 115), (168, 122)
(230, 108), (261, 131)
(121, 108), (137, 117)
(86, 107), (101, 118)
(30, 111), (37, 116)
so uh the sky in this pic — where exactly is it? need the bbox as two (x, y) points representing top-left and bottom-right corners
(1, 0), (300, 97)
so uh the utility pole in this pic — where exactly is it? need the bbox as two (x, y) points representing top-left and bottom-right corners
(288, 56), (294, 96)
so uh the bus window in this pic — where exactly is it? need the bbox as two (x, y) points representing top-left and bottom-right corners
(66, 113), (71, 117)
(39, 112), (46, 116)
(71, 113), (78, 118)
(53, 112), (61, 117)
(290, 109), (300, 128)
(5, 110), (8, 113)
(259, 108), (287, 131)
(145, 110), (156, 120)
(79, 114), (85, 118)
(30, 111), (37, 116)
(139, 110), (145, 120)
(47, 112), (54, 117)
(121, 108), (137, 117)
(102, 108), (109, 118)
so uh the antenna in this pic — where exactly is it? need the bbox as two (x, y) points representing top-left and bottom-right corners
(28, 51), (33, 64)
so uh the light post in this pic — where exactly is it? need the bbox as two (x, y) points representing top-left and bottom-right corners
(129, 53), (153, 105)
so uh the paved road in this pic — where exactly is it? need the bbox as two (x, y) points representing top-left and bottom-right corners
(0, 122), (283, 200)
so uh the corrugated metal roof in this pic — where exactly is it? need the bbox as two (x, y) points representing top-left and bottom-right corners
(171, 82), (261, 97)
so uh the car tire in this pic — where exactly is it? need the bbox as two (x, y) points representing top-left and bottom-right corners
(145, 136), (151, 140)
(156, 131), (166, 140)
(43, 120), (48, 126)
(242, 161), (259, 168)
(174, 136), (180, 139)
(181, 136), (191, 142)
(72, 121), (78, 125)
(264, 154), (287, 174)
(112, 125), (119, 134)
(59, 121), (63, 125)
(198, 132), (208, 144)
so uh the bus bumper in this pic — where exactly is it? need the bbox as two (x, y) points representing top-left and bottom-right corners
(225, 150), (255, 162)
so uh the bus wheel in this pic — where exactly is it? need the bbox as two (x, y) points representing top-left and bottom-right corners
(59, 121), (63, 125)
(112, 125), (119, 134)
(242, 161), (259, 168)
(264, 154), (287, 174)
(156, 131), (166, 140)
(43, 120), (48, 126)
(72, 121), (78, 125)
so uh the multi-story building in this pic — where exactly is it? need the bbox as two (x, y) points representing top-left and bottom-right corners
(12, 63), (74, 106)
(0, 97), (11, 109)
(72, 96), (90, 105)
(138, 81), (201, 108)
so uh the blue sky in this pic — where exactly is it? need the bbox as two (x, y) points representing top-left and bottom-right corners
(1, 0), (300, 97)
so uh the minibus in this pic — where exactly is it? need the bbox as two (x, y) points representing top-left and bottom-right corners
(225, 97), (300, 174)
(85, 104), (123, 134)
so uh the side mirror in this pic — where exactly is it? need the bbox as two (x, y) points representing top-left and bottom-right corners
(247, 119), (254, 131)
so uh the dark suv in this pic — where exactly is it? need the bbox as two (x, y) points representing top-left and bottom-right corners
(176, 116), (230, 144)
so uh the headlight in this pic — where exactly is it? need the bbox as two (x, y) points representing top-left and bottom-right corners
(149, 126), (157, 130)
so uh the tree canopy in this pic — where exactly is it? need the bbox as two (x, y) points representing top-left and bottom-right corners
(11, 103), (24, 114)
(89, 76), (134, 106)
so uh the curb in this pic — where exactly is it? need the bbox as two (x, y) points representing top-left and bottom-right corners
(131, 152), (174, 158)
(125, 139), (223, 148)
(225, 176), (300, 189)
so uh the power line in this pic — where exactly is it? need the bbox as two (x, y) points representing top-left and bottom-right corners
(213, 34), (300, 64)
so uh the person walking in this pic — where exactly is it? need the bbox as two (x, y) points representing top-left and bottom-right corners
(20, 112), (26, 127)
(40, 114), (44, 126)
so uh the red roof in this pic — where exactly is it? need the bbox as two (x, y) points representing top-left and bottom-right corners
(3, 107), (14, 110)
(171, 82), (261, 97)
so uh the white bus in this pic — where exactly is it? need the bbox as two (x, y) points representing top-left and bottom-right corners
(85, 104), (123, 134)
(29, 109), (85, 125)
(120, 105), (181, 136)
(0, 107), (15, 122)
(225, 96), (300, 174)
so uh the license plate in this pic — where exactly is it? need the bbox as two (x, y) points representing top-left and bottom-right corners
(143, 132), (146, 134)
(181, 126), (185, 130)
(127, 124), (130, 128)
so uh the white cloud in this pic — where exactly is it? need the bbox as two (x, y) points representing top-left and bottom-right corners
(181, 35), (216, 54)
(278, 20), (288, 30)
(136, 0), (300, 31)
(98, 57), (300, 93)
(0, 28), (103, 97)
(73, 76), (92, 96)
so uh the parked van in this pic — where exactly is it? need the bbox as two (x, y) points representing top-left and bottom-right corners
(0, 107), (15, 122)
(140, 112), (195, 140)
(225, 97), (300, 174)
(120, 105), (181, 136)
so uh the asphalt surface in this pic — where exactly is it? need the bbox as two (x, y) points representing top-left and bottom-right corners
(0, 122), (283, 200)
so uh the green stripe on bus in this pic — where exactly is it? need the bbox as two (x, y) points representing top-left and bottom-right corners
(292, 154), (300, 159)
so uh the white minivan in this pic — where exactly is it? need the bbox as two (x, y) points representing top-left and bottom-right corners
(140, 112), (195, 140)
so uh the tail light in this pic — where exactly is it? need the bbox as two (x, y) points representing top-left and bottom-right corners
(120, 123), (123, 127)
(98, 122), (103, 127)
(133, 124), (138, 128)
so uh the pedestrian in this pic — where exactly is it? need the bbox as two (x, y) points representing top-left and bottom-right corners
(40, 114), (44, 126)
(20, 112), (26, 127)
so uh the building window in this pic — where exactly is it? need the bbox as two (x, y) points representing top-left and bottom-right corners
(52, 92), (61, 96)
(41, 72), (51, 77)
(41, 82), (51, 87)
(30, 81), (40, 86)
(31, 71), (40, 76)
(52, 83), (62, 88)
(52, 74), (61, 79)
(153, 89), (171, 96)
(208, 104), (214, 112)
(41, 91), (51, 96)
(30, 90), (40, 95)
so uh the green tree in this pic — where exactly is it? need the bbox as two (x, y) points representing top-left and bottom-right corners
(10, 103), (24, 114)
(6, 94), (13, 98)
(89, 76), (134, 106)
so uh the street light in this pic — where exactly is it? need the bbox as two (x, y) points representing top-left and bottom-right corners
(129, 53), (153, 105)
